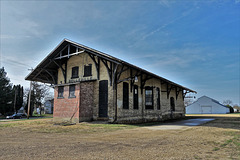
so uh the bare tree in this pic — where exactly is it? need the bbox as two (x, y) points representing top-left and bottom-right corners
(184, 98), (194, 106)
(24, 82), (52, 116)
(223, 100), (233, 106)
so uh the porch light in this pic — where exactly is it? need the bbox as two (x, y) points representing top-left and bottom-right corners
(134, 76), (138, 83)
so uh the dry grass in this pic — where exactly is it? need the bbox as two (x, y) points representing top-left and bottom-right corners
(0, 116), (239, 160)
(0, 119), (137, 134)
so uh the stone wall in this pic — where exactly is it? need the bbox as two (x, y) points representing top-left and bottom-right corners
(54, 52), (186, 123)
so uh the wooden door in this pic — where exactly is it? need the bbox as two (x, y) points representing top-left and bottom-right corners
(99, 80), (108, 117)
(133, 85), (138, 109)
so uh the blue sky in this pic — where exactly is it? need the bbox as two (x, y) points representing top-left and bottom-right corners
(0, 0), (239, 105)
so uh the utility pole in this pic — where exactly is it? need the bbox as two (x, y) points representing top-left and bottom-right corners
(14, 88), (17, 113)
(27, 68), (33, 119)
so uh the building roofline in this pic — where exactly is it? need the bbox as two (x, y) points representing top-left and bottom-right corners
(25, 39), (196, 93)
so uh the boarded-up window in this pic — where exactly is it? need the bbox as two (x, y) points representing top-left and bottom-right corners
(123, 82), (129, 109)
(58, 86), (64, 98)
(84, 64), (92, 77)
(133, 85), (138, 109)
(170, 97), (175, 111)
(69, 85), (75, 98)
(145, 86), (153, 109)
(72, 67), (79, 78)
(156, 87), (160, 110)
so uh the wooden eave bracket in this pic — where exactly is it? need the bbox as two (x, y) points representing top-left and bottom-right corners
(167, 83), (174, 99)
(52, 60), (67, 83)
(112, 63), (119, 90)
(182, 90), (190, 100)
(140, 74), (153, 94)
(101, 58), (114, 86)
(116, 65), (129, 84)
(54, 43), (85, 60)
(175, 87), (183, 100)
(88, 53), (100, 80)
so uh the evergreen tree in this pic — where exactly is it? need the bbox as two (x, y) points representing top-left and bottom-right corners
(0, 67), (14, 115)
(13, 85), (24, 112)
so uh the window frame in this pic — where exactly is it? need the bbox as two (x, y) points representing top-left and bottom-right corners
(170, 97), (175, 111)
(71, 66), (79, 79)
(133, 85), (138, 110)
(83, 64), (92, 77)
(123, 82), (129, 109)
(145, 86), (154, 110)
(69, 85), (76, 98)
(58, 86), (64, 98)
(157, 87), (160, 110)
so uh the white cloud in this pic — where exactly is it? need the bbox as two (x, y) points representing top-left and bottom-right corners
(0, 34), (31, 39)
(158, 0), (171, 8)
(140, 8), (195, 41)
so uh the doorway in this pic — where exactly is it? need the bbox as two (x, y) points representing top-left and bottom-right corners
(99, 80), (108, 117)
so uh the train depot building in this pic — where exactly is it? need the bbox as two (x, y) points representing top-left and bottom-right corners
(26, 39), (196, 123)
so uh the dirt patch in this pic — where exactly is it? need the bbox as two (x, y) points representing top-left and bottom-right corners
(0, 117), (239, 160)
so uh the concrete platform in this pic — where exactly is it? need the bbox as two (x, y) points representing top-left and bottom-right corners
(144, 118), (215, 130)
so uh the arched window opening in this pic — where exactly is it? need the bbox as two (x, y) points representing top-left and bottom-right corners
(170, 97), (175, 111)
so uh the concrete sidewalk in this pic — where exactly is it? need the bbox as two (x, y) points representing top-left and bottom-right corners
(144, 118), (215, 130)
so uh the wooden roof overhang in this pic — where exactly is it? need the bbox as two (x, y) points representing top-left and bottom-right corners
(25, 39), (196, 96)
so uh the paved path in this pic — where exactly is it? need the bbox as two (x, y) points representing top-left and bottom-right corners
(144, 118), (215, 130)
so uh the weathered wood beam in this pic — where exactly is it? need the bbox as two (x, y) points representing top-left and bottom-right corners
(112, 64), (119, 90)
(182, 90), (190, 100)
(32, 68), (43, 80)
(75, 47), (121, 65)
(64, 61), (67, 83)
(167, 83), (174, 99)
(34, 78), (52, 84)
(39, 68), (57, 73)
(88, 53), (100, 80)
(52, 60), (66, 83)
(140, 73), (143, 94)
(130, 69), (133, 92)
(117, 77), (132, 83)
(44, 69), (57, 84)
(117, 65), (127, 82)
(54, 50), (85, 60)
(68, 44), (70, 58)
(117, 69), (141, 84)
(54, 45), (69, 59)
(101, 58), (113, 85)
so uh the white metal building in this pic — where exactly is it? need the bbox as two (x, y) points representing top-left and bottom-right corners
(186, 96), (229, 114)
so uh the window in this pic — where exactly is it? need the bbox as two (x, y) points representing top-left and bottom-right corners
(170, 97), (175, 111)
(123, 82), (129, 109)
(145, 86), (153, 109)
(58, 86), (64, 98)
(157, 87), (160, 110)
(133, 85), (138, 109)
(84, 64), (92, 77)
(69, 85), (75, 98)
(72, 67), (79, 78)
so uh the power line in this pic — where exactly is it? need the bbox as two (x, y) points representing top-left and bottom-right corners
(2, 59), (32, 68)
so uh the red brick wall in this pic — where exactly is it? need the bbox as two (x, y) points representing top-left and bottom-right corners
(53, 85), (80, 122)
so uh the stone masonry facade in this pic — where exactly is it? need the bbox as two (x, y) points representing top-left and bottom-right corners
(53, 52), (186, 123)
